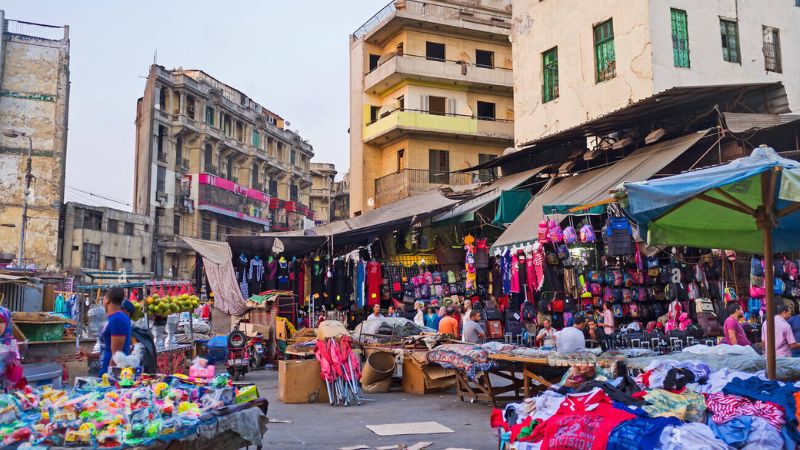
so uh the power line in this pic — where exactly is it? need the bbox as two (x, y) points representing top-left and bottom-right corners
(66, 186), (132, 208)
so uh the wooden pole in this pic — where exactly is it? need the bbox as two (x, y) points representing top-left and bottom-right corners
(763, 227), (776, 380)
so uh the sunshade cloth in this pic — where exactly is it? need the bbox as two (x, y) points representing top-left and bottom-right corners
(181, 237), (248, 316)
(227, 233), (327, 257)
(493, 190), (532, 225)
(491, 131), (710, 250)
(622, 146), (800, 380)
(623, 146), (800, 254)
(433, 166), (545, 222)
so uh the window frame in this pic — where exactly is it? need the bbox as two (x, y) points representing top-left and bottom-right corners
(593, 19), (616, 82)
(476, 101), (496, 120)
(252, 130), (261, 148)
(542, 46), (559, 103)
(475, 49), (495, 69)
(124, 222), (134, 236)
(428, 149), (450, 184)
(425, 41), (446, 62)
(82, 243), (100, 269)
(720, 19), (741, 63)
(670, 9), (690, 68)
(205, 106), (215, 125)
(82, 210), (103, 231)
(762, 26), (782, 73)
(478, 153), (497, 182)
(106, 218), (119, 234)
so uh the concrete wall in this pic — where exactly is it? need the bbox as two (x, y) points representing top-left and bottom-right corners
(512, 0), (654, 146)
(60, 202), (154, 274)
(648, 0), (800, 111)
(0, 19), (70, 270)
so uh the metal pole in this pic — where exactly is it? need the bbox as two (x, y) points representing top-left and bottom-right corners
(764, 226), (776, 380)
(18, 135), (32, 266)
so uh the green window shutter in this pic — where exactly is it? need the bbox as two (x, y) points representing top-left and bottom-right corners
(252, 130), (261, 147)
(671, 9), (690, 68)
(542, 47), (559, 103)
(720, 19), (740, 63)
(594, 20), (616, 82)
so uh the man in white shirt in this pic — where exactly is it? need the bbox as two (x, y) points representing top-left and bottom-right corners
(462, 310), (486, 343)
(556, 314), (587, 353)
(366, 304), (384, 321)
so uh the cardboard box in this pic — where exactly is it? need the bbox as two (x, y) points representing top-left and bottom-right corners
(278, 359), (328, 404)
(402, 352), (456, 395)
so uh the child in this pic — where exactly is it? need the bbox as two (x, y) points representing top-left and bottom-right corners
(0, 307), (24, 390)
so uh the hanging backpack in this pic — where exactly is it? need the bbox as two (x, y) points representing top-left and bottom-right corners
(563, 226), (578, 245)
(751, 257), (764, 276)
(775, 277), (786, 295)
(538, 219), (550, 243)
(548, 218), (564, 243)
(580, 223), (595, 243)
(556, 244), (570, 261)
(520, 301), (536, 322)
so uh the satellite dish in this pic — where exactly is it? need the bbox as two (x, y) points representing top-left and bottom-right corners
(367, 197), (375, 207)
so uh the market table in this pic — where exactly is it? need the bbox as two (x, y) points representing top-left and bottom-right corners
(489, 353), (570, 398)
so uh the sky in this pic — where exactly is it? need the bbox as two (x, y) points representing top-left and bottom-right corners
(4, 0), (387, 210)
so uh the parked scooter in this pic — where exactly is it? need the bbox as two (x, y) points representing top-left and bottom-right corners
(226, 327), (250, 381)
(246, 333), (267, 369)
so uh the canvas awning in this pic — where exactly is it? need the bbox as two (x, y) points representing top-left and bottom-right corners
(180, 237), (248, 316)
(491, 130), (710, 250)
(721, 112), (800, 133)
(433, 166), (546, 222)
(227, 233), (327, 257)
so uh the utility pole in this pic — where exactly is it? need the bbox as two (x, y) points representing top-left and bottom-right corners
(3, 130), (32, 267)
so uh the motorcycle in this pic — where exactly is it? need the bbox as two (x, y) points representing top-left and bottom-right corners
(226, 327), (250, 381)
(246, 333), (267, 369)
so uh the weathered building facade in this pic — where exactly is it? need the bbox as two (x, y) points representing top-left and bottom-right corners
(349, 0), (514, 216)
(0, 12), (70, 270)
(134, 65), (315, 279)
(331, 171), (350, 222)
(512, 0), (800, 146)
(60, 202), (154, 276)
(309, 162), (337, 223)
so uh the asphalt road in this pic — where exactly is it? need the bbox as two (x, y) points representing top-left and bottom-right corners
(244, 367), (499, 450)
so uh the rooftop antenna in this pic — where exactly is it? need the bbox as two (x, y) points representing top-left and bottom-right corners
(153, 49), (158, 65)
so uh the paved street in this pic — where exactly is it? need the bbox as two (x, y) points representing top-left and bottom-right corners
(244, 368), (498, 450)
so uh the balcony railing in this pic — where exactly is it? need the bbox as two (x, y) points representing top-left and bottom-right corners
(367, 108), (512, 126)
(354, 0), (510, 38)
(375, 168), (474, 207)
(364, 107), (513, 144)
(368, 52), (511, 75)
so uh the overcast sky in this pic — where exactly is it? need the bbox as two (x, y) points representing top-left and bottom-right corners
(4, 0), (387, 210)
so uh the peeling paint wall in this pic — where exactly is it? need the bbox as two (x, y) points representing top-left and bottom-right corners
(0, 16), (69, 270)
(512, 0), (653, 147)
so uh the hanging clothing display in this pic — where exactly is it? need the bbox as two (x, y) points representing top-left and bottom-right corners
(356, 261), (366, 308)
(265, 258), (277, 291)
(248, 257), (264, 295)
(311, 258), (325, 304)
(366, 261), (382, 307)
(276, 258), (290, 290)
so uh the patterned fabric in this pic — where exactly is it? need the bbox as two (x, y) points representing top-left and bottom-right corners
(426, 343), (494, 380)
(642, 389), (706, 422)
(705, 392), (784, 430)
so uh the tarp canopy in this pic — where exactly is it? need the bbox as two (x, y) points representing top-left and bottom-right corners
(226, 233), (327, 257)
(491, 130), (710, 250)
(180, 237), (248, 316)
(433, 166), (545, 222)
(493, 190), (533, 225)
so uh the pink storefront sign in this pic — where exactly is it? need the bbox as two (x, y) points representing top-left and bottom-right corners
(198, 173), (269, 203)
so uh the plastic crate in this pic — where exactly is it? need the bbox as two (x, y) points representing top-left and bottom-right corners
(15, 321), (64, 342)
(23, 362), (63, 388)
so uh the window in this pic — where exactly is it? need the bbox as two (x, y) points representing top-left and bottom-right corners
(223, 115), (232, 137)
(479, 154), (497, 182)
(671, 9), (690, 68)
(290, 183), (299, 202)
(186, 96), (196, 119)
(104, 257), (116, 271)
(204, 144), (213, 172)
(205, 106), (215, 125)
(477, 101), (496, 120)
(426, 42), (445, 61)
(252, 130), (261, 148)
(428, 96), (446, 116)
(594, 19), (616, 82)
(368, 54), (381, 71)
(429, 149), (450, 184)
(542, 47), (559, 102)
(81, 210), (103, 231)
(251, 162), (259, 188)
(106, 219), (118, 233)
(370, 106), (381, 123)
(158, 87), (167, 110)
(277, 142), (285, 160)
(269, 180), (278, 197)
(397, 95), (404, 110)
(236, 121), (244, 142)
(124, 222), (134, 236)
(122, 259), (133, 273)
(156, 125), (167, 161)
(82, 243), (100, 269)
(225, 156), (235, 180)
(201, 220), (211, 240)
(397, 149), (405, 172)
(476, 50), (494, 68)
(720, 19), (740, 63)
(763, 26), (782, 73)
(156, 166), (166, 193)
(173, 215), (181, 235)
(175, 137), (183, 166)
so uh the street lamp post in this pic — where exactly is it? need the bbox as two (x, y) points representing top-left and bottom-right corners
(3, 130), (33, 268)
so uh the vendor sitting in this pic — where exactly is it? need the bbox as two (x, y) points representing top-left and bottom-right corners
(367, 304), (384, 321)
(438, 307), (460, 338)
(555, 314), (586, 353)
(535, 318), (557, 350)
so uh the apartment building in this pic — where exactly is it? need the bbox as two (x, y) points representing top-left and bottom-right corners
(349, 0), (514, 215)
(331, 172), (350, 222)
(59, 202), (153, 275)
(309, 162), (337, 223)
(512, 0), (800, 146)
(0, 12), (70, 270)
(134, 65), (315, 278)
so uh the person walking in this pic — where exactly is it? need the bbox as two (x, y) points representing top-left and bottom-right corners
(601, 302), (615, 335)
(721, 303), (751, 347)
(82, 288), (132, 375)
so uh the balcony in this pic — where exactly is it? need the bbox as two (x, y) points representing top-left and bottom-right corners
(375, 168), (474, 207)
(365, 54), (512, 94)
(310, 188), (329, 198)
(196, 173), (270, 226)
(363, 108), (513, 147)
(354, 0), (511, 44)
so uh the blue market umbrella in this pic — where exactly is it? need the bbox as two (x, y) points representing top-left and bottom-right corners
(622, 146), (800, 379)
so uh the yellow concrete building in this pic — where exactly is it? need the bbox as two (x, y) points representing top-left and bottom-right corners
(349, 0), (514, 216)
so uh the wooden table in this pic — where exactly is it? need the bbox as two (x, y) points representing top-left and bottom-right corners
(489, 353), (569, 399)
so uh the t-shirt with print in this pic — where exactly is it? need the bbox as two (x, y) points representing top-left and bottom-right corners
(537, 328), (557, 348)
(530, 388), (634, 450)
(101, 311), (132, 375)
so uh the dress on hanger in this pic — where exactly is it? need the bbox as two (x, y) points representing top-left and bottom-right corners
(277, 259), (290, 290)
(366, 261), (382, 307)
(265, 258), (277, 291)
